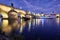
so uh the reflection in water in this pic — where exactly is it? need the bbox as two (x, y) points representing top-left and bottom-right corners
(36, 19), (40, 25)
(2, 19), (26, 34)
(0, 18), (60, 40)
(32, 19), (35, 26)
(32, 19), (41, 26)
(40, 19), (44, 25)
(1, 19), (41, 34)
(1, 18), (60, 34)
(28, 20), (32, 31)
(32, 19), (44, 26)
(56, 18), (60, 24)
(19, 19), (26, 33)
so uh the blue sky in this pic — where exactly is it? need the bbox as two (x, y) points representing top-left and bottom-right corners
(0, 0), (60, 14)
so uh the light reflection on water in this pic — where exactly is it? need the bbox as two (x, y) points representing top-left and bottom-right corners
(0, 18), (60, 33)
(56, 18), (60, 24)
(0, 18), (60, 40)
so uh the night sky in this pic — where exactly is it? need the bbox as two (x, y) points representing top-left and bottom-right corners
(0, 0), (60, 14)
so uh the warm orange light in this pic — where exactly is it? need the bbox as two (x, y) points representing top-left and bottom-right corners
(0, 4), (26, 15)
(56, 14), (60, 17)
(1, 12), (8, 18)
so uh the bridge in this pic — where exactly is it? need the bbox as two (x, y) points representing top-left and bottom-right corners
(0, 4), (26, 18)
(0, 4), (60, 19)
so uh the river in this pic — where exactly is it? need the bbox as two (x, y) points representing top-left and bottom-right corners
(0, 18), (60, 40)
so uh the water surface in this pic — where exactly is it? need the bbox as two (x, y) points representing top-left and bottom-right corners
(0, 18), (60, 40)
